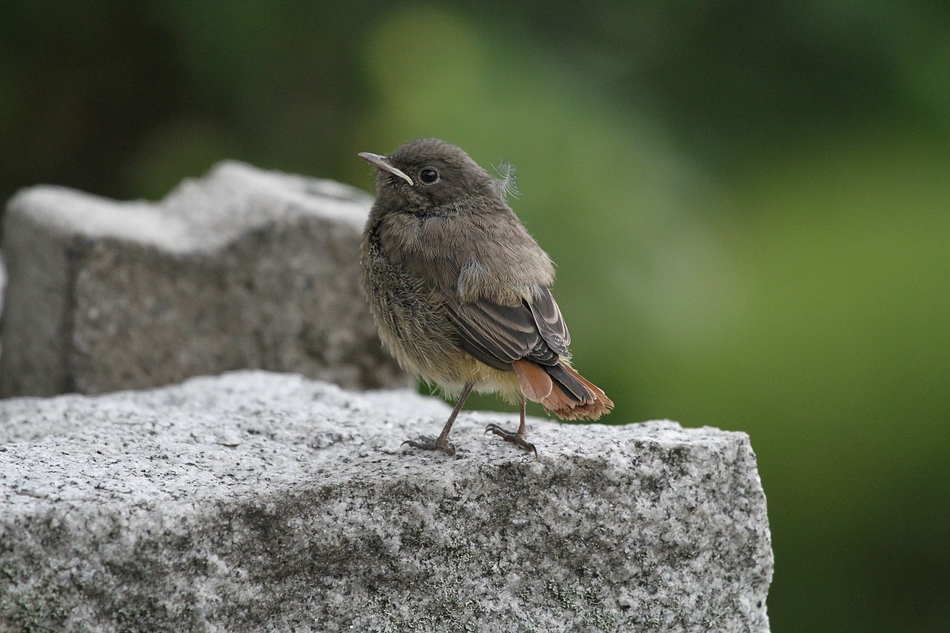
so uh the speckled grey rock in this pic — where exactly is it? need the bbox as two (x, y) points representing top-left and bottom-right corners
(0, 371), (772, 632)
(0, 162), (410, 397)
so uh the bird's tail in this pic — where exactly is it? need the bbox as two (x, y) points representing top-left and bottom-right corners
(512, 359), (613, 421)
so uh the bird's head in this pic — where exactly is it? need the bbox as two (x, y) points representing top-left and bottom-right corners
(359, 138), (501, 213)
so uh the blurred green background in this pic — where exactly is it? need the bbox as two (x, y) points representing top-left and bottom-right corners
(2, 1), (948, 630)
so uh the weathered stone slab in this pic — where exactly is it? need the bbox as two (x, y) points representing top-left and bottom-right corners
(0, 371), (772, 632)
(0, 162), (410, 397)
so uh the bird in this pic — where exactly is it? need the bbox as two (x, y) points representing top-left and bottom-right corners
(359, 138), (612, 457)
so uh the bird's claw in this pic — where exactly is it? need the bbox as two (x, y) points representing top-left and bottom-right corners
(402, 436), (456, 457)
(484, 423), (538, 459)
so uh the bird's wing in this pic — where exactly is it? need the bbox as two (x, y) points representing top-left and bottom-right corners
(442, 287), (570, 372)
(527, 285), (571, 350)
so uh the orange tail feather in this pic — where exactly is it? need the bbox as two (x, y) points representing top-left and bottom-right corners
(512, 358), (553, 402)
(512, 360), (613, 421)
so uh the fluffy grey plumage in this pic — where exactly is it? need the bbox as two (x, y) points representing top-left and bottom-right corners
(359, 138), (612, 456)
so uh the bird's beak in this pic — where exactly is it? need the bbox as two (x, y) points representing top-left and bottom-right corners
(358, 152), (414, 186)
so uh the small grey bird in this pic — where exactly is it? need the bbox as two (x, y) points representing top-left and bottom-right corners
(359, 138), (612, 456)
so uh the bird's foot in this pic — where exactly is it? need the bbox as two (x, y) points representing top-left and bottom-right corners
(401, 436), (456, 457)
(485, 423), (538, 459)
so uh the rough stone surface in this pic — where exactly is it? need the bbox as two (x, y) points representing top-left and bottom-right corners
(0, 371), (772, 632)
(0, 162), (410, 397)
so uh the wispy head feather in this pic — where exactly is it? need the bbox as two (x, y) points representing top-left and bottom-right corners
(493, 160), (519, 200)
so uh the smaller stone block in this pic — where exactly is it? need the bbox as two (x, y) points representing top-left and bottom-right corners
(0, 162), (410, 396)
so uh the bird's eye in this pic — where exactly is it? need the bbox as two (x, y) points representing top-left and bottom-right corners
(419, 168), (439, 184)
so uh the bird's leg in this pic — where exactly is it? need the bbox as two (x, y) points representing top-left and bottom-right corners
(485, 395), (538, 458)
(403, 382), (474, 457)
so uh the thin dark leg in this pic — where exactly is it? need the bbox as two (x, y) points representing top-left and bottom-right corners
(485, 395), (538, 458)
(403, 381), (474, 457)
(517, 396), (528, 438)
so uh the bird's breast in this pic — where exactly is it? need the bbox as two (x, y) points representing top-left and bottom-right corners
(378, 213), (475, 284)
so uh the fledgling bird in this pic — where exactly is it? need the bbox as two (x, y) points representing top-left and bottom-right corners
(359, 138), (612, 457)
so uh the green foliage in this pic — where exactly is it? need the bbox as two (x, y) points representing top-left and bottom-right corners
(665, 138), (950, 632)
